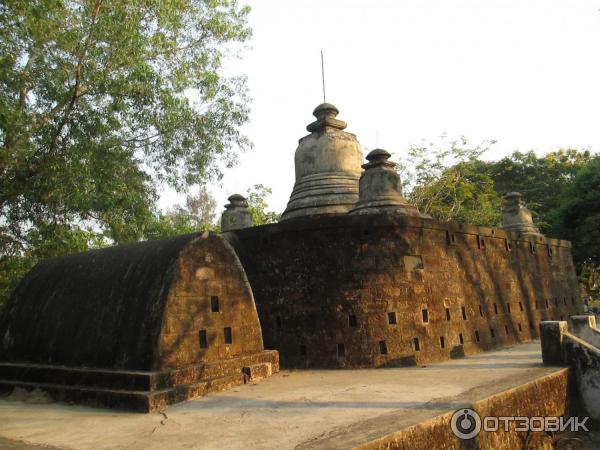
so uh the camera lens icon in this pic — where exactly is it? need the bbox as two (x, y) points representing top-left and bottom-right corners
(451, 408), (482, 439)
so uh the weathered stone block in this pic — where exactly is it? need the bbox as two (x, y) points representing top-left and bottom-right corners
(243, 362), (272, 382)
(540, 321), (568, 365)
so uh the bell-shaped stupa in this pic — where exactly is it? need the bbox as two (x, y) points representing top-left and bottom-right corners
(221, 194), (253, 231)
(280, 103), (363, 220)
(501, 192), (542, 236)
(349, 149), (424, 216)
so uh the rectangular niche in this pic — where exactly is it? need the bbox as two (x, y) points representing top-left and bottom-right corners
(388, 312), (397, 325)
(337, 343), (345, 358)
(211, 296), (220, 312)
(421, 309), (429, 323)
(349, 314), (358, 327)
(199, 329), (208, 349)
(223, 326), (233, 344)
(379, 340), (388, 355)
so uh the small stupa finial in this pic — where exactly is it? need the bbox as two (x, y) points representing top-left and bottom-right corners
(501, 192), (542, 236)
(349, 149), (425, 217)
(221, 194), (253, 232)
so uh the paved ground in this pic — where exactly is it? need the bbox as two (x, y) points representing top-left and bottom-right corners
(0, 341), (568, 450)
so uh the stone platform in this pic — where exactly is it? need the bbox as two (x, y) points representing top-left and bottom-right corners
(0, 342), (586, 449)
(0, 350), (278, 412)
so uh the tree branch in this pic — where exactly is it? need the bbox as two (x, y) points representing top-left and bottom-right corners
(48, 0), (104, 154)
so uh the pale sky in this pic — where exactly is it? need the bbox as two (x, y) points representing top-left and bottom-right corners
(159, 0), (600, 218)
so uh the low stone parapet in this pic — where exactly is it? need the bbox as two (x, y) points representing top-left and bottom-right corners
(540, 317), (600, 422)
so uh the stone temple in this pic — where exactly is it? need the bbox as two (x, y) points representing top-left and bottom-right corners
(0, 103), (582, 411)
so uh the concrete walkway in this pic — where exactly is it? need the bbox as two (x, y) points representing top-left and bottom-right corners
(0, 341), (563, 449)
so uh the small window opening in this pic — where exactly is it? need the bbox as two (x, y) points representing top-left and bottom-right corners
(422, 309), (429, 323)
(505, 239), (512, 252)
(446, 230), (456, 245)
(349, 314), (358, 327)
(518, 323), (522, 332)
(530, 242), (536, 254)
(505, 325), (509, 335)
(545, 299), (549, 309)
(223, 326), (232, 344)
(379, 340), (388, 355)
(199, 330), (208, 349)
(507, 303), (511, 313)
(519, 302), (524, 312)
(479, 305), (484, 317)
(439, 336), (445, 349)
(494, 303), (498, 315)
(490, 328), (496, 338)
(459, 333), (464, 345)
(300, 344), (307, 357)
(211, 296), (220, 312)
(461, 306), (467, 320)
(387, 312), (397, 325)
(413, 338), (420, 351)
(475, 330), (480, 342)
(445, 308), (451, 321)
(478, 236), (486, 250)
(337, 343), (345, 358)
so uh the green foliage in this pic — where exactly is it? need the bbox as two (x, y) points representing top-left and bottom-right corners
(487, 149), (592, 233)
(554, 156), (600, 268)
(579, 261), (600, 310)
(398, 136), (502, 226)
(145, 188), (220, 238)
(0, 0), (252, 308)
(245, 184), (280, 226)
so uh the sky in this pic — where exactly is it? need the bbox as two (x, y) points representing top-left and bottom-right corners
(159, 0), (600, 217)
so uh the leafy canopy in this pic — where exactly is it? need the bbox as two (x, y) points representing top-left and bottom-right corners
(0, 0), (252, 306)
(396, 136), (502, 226)
(1, 0), (251, 253)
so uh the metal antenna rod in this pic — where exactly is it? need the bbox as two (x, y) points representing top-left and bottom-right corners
(321, 50), (326, 103)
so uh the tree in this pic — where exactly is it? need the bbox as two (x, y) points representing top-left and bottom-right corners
(397, 136), (502, 226)
(146, 187), (219, 238)
(554, 156), (600, 268)
(245, 184), (280, 225)
(487, 149), (592, 233)
(0, 0), (252, 307)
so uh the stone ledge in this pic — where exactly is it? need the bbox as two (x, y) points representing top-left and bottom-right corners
(0, 350), (279, 412)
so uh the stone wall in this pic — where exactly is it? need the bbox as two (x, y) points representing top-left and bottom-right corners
(158, 232), (264, 368)
(227, 213), (581, 368)
(0, 232), (265, 372)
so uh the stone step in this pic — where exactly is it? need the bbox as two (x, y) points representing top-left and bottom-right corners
(0, 372), (247, 412)
(0, 351), (278, 392)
